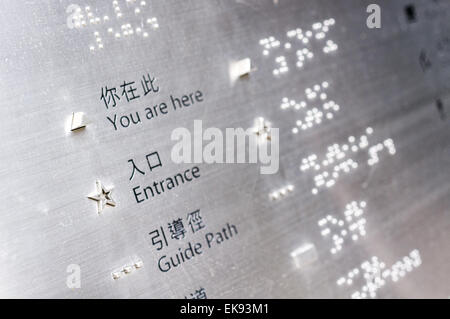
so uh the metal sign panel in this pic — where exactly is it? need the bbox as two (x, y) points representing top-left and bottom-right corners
(0, 0), (449, 298)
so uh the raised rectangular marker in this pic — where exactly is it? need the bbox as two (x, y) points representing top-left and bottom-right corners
(70, 112), (87, 131)
(290, 243), (318, 268)
(229, 58), (252, 82)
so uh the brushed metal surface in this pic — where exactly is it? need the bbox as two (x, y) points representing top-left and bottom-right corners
(0, 0), (449, 298)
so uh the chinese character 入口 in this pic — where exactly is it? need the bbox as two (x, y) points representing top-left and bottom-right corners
(168, 218), (186, 240)
(128, 159), (145, 181)
(187, 209), (205, 233)
(146, 151), (162, 171)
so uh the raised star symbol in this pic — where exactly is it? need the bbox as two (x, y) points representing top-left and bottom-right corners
(87, 180), (116, 213)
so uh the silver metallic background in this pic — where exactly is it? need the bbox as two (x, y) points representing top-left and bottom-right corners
(0, 0), (449, 298)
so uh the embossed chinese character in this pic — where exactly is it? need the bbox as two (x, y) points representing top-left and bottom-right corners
(121, 80), (140, 102)
(100, 86), (120, 109)
(128, 159), (145, 181)
(146, 151), (162, 171)
(149, 227), (168, 251)
(168, 218), (186, 240)
(186, 287), (207, 299)
(187, 209), (205, 233)
(141, 73), (159, 96)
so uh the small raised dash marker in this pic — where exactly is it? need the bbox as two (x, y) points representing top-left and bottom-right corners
(112, 259), (144, 280)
